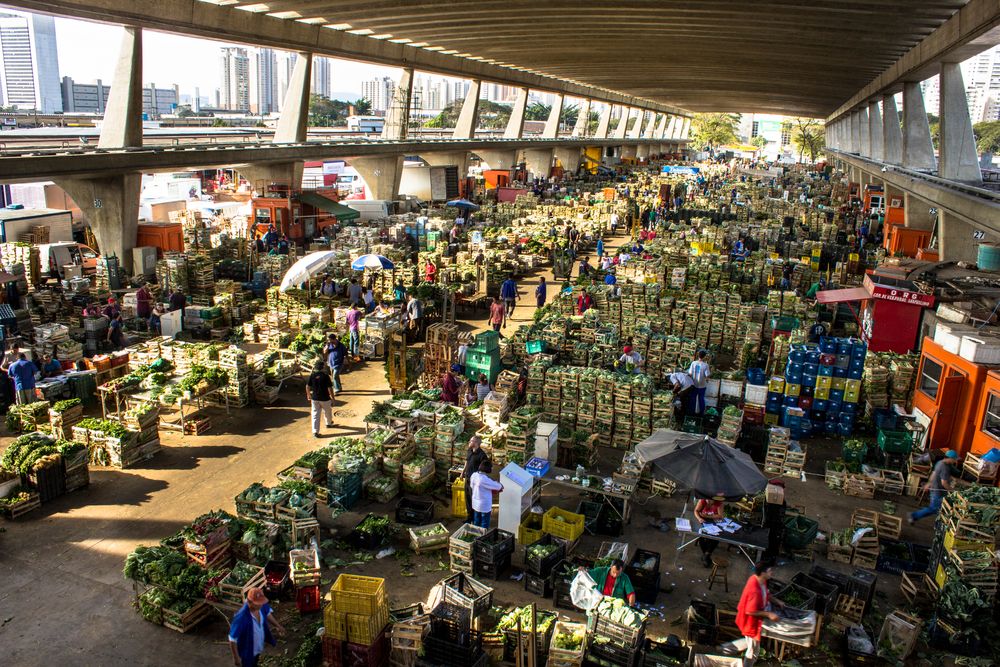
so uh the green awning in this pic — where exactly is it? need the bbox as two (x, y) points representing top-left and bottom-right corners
(298, 192), (361, 221)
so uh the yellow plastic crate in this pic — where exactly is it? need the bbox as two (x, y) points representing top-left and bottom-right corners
(814, 386), (830, 400)
(452, 484), (467, 518)
(845, 379), (862, 393)
(542, 506), (585, 542)
(942, 529), (993, 553)
(785, 383), (801, 397)
(329, 574), (387, 616)
(768, 377), (785, 393)
(519, 513), (544, 545)
(764, 413), (779, 426)
(831, 377), (847, 391)
(816, 376), (832, 389)
(324, 607), (347, 638)
(844, 391), (860, 403)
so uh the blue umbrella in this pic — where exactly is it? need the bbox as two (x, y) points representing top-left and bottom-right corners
(352, 254), (395, 271)
(446, 198), (480, 211)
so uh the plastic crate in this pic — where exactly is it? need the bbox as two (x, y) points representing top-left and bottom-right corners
(451, 483), (468, 518)
(423, 633), (486, 667)
(473, 553), (510, 580)
(686, 600), (717, 644)
(783, 514), (819, 550)
(877, 429), (913, 454)
(329, 574), (387, 616)
(543, 506), (585, 541)
(524, 572), (553, 597)
(518, 512), (545, 545)
(349, 513), (390, 550)
(395, 496), (435, 525)
(440, 572), (494, 618)
(473, 528), (514, 564)
(790, 572), (838, 615)
(525, 534), (566, 577)
(592, 611), (646, 649)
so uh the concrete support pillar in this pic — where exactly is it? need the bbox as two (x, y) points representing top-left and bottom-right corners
(553, 146), (583, 173)
(594, 105), (612, 139)
(882, 94), (903, 165)
(868, 101), (884, 161)
(627, 110), (644, 139)
(58, 174), (141, 270)
(99, 26), (143, 149)
(543, 94), (564, 139)
(524, 148), (553, 180)
(572, 99), (591, 138)
(680, 118), (691, 140)
(503, 87), (529, 139)
(636, 143), (649, 161)
(352, 156), (403, 201)
(275, 53), (311, 143)
(622, 145), (638, 160)
(381, 67), (413, 141)
(849, 112), (860, 152)
(653, 114), (667, 139)
(902, 81), (936, 170)
(612, 107), (630, 140)
(454, 79), (481, 140)
(938, 211), (981, 262)
(668, 116), (681, 140)
(640, 112), (657, 138)
(858, 107), (870, 157)
(939, 62), (983, 183)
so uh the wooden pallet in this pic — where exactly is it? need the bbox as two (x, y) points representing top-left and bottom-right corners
(829, 594), (865, 629)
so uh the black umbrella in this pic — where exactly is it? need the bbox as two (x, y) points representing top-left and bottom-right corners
(634, 430), (767, 500)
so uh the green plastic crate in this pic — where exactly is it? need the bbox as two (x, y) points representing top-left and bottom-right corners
(783, 514), (819, 550)
(525, 340), (545, 354)
(877, 429), (913, 454)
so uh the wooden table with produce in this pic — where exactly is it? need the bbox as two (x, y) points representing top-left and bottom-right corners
(539, 466), (634, 523)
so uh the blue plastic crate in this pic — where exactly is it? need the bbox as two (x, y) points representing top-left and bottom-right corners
(804, 362), (819, 375)
(837, 423), (853, 437)
(848, 368), (863, 380)
(525, 457), (551, 477)
(818, 365), (834, 377)
(801, 385), (814, 397)
(786, 372), (803, 384)
(837, 341), (852, 355)
(802, 374), (817, 387)
(829, 389), (845, 402)
(819, 337), (837, 354)
(786, 362), (804, 375)
(827, 399), (843, 414)
(810, 409), (826, 421)
(767, 391), (784, 403)
(839, 412), (856, 426)
(746, 368), (766, 385)
(825, 421), (839, 434)
(806, 351), (821, 364)
(842, 402), (858, 414)
(833, 367), (848, 378)
(813, 399), (828, 412)
(766, 404), (780, 415)
(784, 395), (799, 407)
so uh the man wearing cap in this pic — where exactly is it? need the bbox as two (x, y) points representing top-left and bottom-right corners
(441, 364), (462, 405)
(228, 587), (284, 667)
(909, 450), (960, 524)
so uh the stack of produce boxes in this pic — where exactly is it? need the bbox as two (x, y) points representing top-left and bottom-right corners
(323, 575), (390, 667)
(767, 337), (866, 439)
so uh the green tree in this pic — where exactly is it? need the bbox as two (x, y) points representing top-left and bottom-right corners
(691, 113), (741, 149)
(211, 117), (227, 127)
(525, 102), (551, 121)
(973, 120), (1000, 154)
(353, 98), (372, 115)
(790, 118), (824, 163)
(750, 134), (768, 154)
(308, 96), (372, 127)
(927, 113), (940, 150)
(424, 99), (512, 130)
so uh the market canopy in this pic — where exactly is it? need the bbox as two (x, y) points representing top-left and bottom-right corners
(279, 250), (338, 292)
(298, 192), (360, 221)
(445, 198), (480, 211)
(816, 287), (871, 304)
(351, 254), (395, 271)
(634, 429), (767, 500)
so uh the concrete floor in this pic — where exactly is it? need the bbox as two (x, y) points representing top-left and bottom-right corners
(0, 232), (936, 666)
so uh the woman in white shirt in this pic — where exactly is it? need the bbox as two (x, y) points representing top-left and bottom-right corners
(469, 460), (503, 528)
(475, 374), (492, 401)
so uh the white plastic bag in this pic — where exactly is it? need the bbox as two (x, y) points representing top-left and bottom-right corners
(570, 571), (602, 611)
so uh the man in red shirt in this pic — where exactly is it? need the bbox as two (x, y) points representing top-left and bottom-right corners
(728, 560), (784, 665)
(488, 297), (506, 333)
(577, 288), (593, 315)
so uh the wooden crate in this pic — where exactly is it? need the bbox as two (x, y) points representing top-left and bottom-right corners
(162, 599), (213, 633)
(289, 547), (321, 587)
(217, 565), (266, 608)
(185, 537), (233, 570)
(291, 517), (320, 546)
(851, 509), (879, 529)
(877, 610), (921, 661)
(876, 469), (905, 496)
(876, 514), (903, 541)
(390, 614), (430, 652)
(827, 544), (854, 564)
(407, 523), (450, 554)
(829, 594), (865, 630)
(900, 571), (938, 606)
(1, 492), (41, 519)
(824, 462), (846, 490)
(547, 620), (586, 666)
(843, 475), (876, 499)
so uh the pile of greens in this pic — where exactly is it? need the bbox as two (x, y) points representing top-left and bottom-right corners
(551, 623), (585, 651)
(412, 524), (448, 539)
(122, 545), (212, 599)
(237, 482), (289, 506)
(5, 401), (51, 432)
(594, 596), (646, 628)
(356, 514), (392, 537)
(949, 485), (1000, 524)
(77, 417), (130, 439)
(292, 450), (330, 472)
(0, 486), (33, 508)
(495, 606), (556, 635)
(937, 577), (991, 641)
(50, 398), (82, 414)
(1, 432), (59, 474)
(526, 543), (559, 561)
(181, 510), (240, 545)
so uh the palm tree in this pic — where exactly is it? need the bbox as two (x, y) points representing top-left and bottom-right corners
(690, 113), (741, 149)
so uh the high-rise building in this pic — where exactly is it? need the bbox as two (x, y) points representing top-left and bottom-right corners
(0, 11), (61, 112)
(249, 48), (276, 114)
(361, 76), (395, 114)
(220, 47), (250, 111)
(276, 51), (296, 107)
(60, 76), (179, 117)
(312, 56), (332, 98)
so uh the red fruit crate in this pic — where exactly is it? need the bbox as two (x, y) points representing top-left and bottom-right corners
(296, 585), (321, 613)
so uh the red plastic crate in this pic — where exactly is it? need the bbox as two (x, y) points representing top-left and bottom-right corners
(322, 635), (343, 667)
(322, 630), (387, 667)
(296, 585), (321, 613)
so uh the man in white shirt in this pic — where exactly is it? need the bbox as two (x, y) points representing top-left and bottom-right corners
(668, 371), (696, 422)
(618, 345), (644, 374)
(688, 350), (711, 415)
(469, 461), (503, 529)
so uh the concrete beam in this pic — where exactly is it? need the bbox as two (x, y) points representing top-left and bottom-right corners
(883, 94), (903, 165)
(421, 151), (468, 175)
(381, 67), (413, 141)
(57, 174), (140, 270)
(542, 93), (564, 139)
(275, 52), (311, 143)
(868, 101), (884, 162)
(622, 145), (638, 160)
(902, 82), (936, 170)
(571, 99), (591, 138)
(5, 0), (690, 118)
(503, 87), (528, 139)
(594, 105), (611, 140)
(476, 149), (518, 170)
(98, 26), (142, 149)
(939, 62), (983, 183)
(454, 79), (481, 140)
(828, 0), (1000, 122)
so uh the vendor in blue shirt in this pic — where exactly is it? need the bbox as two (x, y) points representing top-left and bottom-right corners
(229, 587), (284, 667)
(604, 272), (617, 286)
(41, 353), (63, 378)
(7, 352), (37, 405)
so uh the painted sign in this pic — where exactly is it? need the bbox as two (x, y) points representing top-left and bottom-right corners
(661, 166), (700, 175)
(864, 275), (935, 307)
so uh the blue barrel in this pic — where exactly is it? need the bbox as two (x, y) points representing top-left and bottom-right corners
(978, 243), (1000, 271)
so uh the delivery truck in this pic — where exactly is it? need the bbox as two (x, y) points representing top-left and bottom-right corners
(0, 206), (73, 244)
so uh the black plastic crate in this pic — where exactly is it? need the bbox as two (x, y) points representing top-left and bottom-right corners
(349, 513), (390, 550)
(473, 528), (514, 564)
(524, 572), (552, 597)
(876, 539), (915, 576)
(553, 587), (576, 611)
(790, 572), (838, 615)
(845, 568), (877, 608)
(686, 600), (717, 645)
(577, 499), (603, 534)
(550, 558), (577, 591)
(395, 496), (435, 525)
(596, 504), (624, 537)
(642, 637), (690, 667)
(474, 554), (510, 581)
(634, 573), (660, 605)
(808, 564), (848, 595)
(587, 637), (639, 667)
(627, 549), (661, 588)
(423, 634), (485, 666)
(525, 534), (565, 577)
(430, 602), (476, 645)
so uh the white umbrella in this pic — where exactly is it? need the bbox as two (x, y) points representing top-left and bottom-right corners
(279, 250), (338, 292)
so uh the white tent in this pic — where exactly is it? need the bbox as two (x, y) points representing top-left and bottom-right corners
(279, 251), (338, 292)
